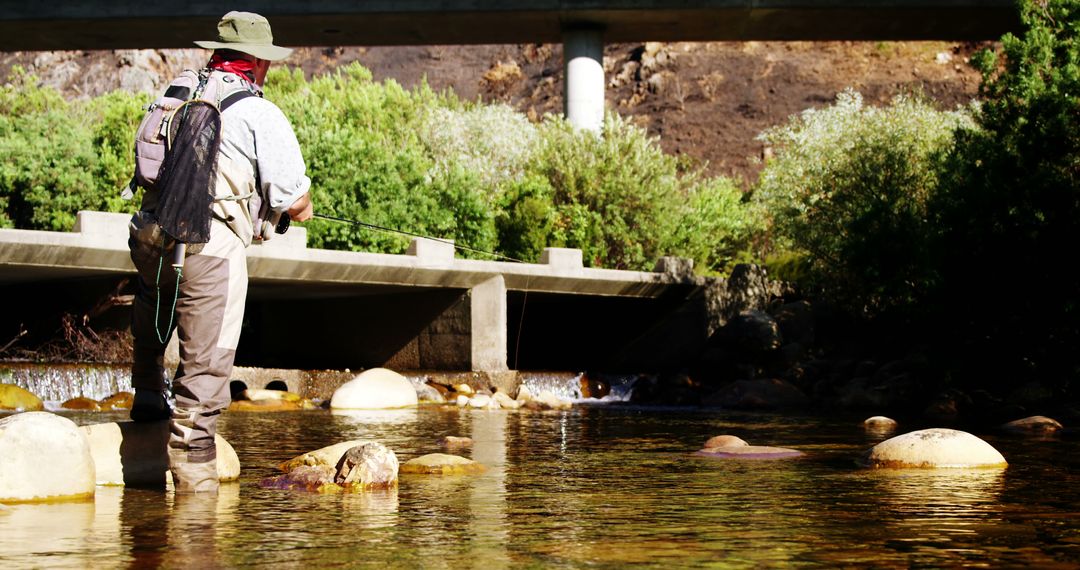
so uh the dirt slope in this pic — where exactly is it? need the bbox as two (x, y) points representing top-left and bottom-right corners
(1, 41), (985, 186)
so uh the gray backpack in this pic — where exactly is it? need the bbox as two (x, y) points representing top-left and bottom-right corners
(129, 69), (256, 193)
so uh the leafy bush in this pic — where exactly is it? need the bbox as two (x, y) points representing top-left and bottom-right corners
(0, 62), (760, 274)
(526, 114), (759, 272)
(0, 69), (146, 231)
(754, 89), (976, 315)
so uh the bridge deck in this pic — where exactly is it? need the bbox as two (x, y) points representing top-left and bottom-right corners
(0, 212), (688, 298)
(0, 0), (1020, 51)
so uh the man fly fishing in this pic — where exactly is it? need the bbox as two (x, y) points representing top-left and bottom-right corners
(126, 11), (313, 492)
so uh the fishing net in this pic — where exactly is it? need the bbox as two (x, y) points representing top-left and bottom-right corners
(154, 100), (221, 244)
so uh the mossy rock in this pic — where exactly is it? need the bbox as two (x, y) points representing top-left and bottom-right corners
(0, 384), (43, 412)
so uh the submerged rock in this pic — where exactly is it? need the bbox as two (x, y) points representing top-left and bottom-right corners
(864, 416), (898, 428)
(330, 368), (418, 410)
(61, 397), (102, 411)
(99, 392), (133, 410)
(863, 416), (899, 432)
(81, 421), (240, 487)
(438, 436), (473, 448)
(227, 398), (316, 412)
(703, 435), (749, 449)
(0, 384), (43, 412)
(263, 442), (398, 492)
(400, 453), (486, 475)
(860, 428), (1007, 469)
(240, 388), (302, 402)
(0, 412), (95, 502)
(697, 445), (803, 459)
(1001, 416), (1063, 435)
(279, 439), (372, 472)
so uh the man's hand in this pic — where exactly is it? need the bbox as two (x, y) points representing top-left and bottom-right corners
(287, 192), (313, 222)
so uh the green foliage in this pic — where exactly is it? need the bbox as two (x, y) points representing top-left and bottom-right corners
(527, 114), (759, 272)
(0, 61), (760, 274)
(930, 0), (1080, 384)
(0, 69), (144, 230)
(268, 64), (495, 256)
(754, 89), (976, 314)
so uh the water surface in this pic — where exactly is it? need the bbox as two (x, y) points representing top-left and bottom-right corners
(2, 406), (1078, 568)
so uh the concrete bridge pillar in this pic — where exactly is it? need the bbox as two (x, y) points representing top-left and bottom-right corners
(563, 26), (605, 132)
(470, 275), (508, 371)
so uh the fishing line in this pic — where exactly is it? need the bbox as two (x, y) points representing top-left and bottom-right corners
(312, 212), (532, 369)
(313, 213), (525, 263)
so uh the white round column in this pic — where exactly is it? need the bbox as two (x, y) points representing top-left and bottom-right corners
(563, 26), (605, 132)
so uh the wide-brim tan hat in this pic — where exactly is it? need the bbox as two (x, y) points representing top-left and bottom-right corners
(194, 11), (293, 61)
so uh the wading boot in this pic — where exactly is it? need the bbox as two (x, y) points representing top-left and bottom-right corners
(130, 389), (172, 423)
(168, 406), (220, 493)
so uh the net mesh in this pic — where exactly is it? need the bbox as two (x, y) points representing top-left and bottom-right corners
(155, 100), (221, 244)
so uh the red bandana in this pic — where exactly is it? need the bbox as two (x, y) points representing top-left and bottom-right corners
(207, 53), (256, 83)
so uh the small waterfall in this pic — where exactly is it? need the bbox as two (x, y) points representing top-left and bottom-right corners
(518, 372), (637, 403)
(1, 363), (132, 403)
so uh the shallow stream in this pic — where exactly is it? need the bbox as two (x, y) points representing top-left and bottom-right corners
(2, 405), (1079, 568)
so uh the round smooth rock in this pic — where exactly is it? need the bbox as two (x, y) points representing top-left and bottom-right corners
(81, 421), (240, 487)
(0, 384), (43, 412)
(1001, 416), (1063, 435)
(279, 439), (373, 472)
(61, 397), (101, 411)
(697, 445), (803, 459)
(467, 394), (493, 408)
(0, 412), (95, 502)
(861, 428), (1007, 469)
(400, 453), (486, 475)
(330, 368), (418, 410)
(864, 416), (898, 430)
(703, 435), (749, 449)
(99, 392), (133, 410)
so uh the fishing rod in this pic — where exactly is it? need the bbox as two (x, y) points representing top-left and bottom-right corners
(311, 211), (532, 367)
(313, 212), (526, 263)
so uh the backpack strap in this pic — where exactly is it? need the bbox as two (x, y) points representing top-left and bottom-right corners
(220, 90), (254, 112)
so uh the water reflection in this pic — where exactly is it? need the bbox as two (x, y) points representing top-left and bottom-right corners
(2, 408), (1079, 567)
(0, 487), (126, 567)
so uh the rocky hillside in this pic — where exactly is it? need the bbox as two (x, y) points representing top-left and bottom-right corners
(1, 41), (985, 185)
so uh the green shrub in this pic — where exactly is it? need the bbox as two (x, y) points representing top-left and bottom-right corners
(754, 89), (976, 315)
(0, 69), (143, 231)
(0, 61), (760, 274)
(528, 114), (759, 272)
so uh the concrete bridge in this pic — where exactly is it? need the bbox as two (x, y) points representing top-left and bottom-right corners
(0, 212), (711, 374)
(0, 1), (1020, 131)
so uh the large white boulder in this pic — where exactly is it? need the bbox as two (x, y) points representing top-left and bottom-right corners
(861, 428), (1007, 469)
(0, 412), (96, 502)
(81, 421), (240, 487)
(330, 368), (418, 410)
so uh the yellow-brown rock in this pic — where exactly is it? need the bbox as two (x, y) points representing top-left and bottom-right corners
(0, 384), (43, 412)
(99, 392), (133, 410)
(228, 399), (304, 412)
(400, 453), (486, 475)
(703, 435), (749, 449)
(240, 388), (302, 402)
(61, 397), (101, 411)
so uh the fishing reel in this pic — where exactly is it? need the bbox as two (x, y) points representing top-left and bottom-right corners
(258, 211), (291, 241)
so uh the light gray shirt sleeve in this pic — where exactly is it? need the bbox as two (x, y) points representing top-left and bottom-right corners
(249, 101), (311, 212)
